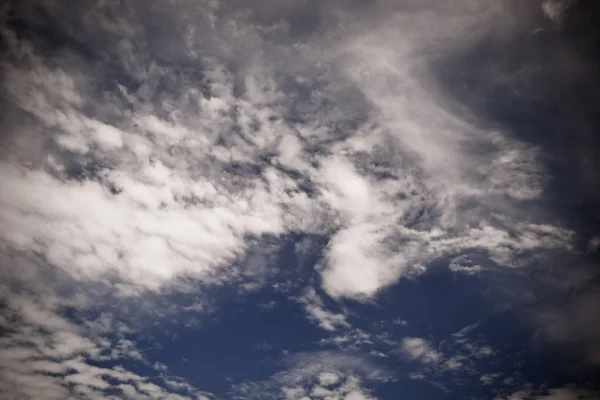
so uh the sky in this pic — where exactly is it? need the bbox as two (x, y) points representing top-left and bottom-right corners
(0, 0), (599, 399)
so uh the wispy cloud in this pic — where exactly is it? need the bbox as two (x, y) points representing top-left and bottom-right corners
(298, 288), (350, 332)
(0, 289), (211, 399)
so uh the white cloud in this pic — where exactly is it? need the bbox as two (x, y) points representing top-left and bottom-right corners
(311, 385), (336, 398)
(282, 386), (307, 400)
(305, 0), (575, 299)
(321, 222), (405, 299)
(318, 156), (382, 222)
(0, 1), (593, 397)
(0, 44), (310, 294)
(278, 134), (308, 171)
(480, 373), (502, 385)
(298, 289), (350, 332)
(0, 289), (210, 400)
(319, 372), (340, 386)
(406, 323), (499, 379)
(0, 0), (576, 309)
(441, 357), (464, 371)
(449, 257), (482, 275)
(400, 337), (443, 364)
(318, 328), (373, 350)
(233, 351), (387, 399)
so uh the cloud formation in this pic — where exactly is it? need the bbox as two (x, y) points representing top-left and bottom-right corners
(232, 351), (386, 400)
(0, 287), (212, 399)
(0, 0), (599, 398)
(0, 0), (578, 303)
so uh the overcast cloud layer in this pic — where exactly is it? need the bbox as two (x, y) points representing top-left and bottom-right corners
(1, 0), (599, 399)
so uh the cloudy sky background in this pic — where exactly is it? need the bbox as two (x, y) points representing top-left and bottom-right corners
(1, 0), (599, 399)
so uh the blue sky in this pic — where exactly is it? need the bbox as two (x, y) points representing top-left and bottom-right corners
(1, 0), (600, 399)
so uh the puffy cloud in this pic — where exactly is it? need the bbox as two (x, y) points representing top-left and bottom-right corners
(321, 222), (407, 299)
(319, 372), (340, 386)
